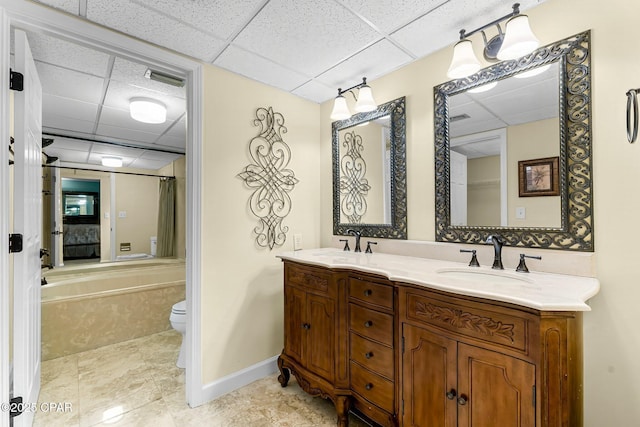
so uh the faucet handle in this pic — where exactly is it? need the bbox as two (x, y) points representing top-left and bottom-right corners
(516, 254), (542, 273)
(365, 241), (377, 254)
(460, 249), (480, 267)
(339, 239), (350, 252)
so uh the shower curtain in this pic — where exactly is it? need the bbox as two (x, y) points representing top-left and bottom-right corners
(156, 177), (175, 257)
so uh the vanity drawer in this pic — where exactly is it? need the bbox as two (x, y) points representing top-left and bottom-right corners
(350, 333), (394, 380)
(404, 290), (530, 352)
(349, 277), (393, 309)
(350, 361), (394, 413)
(285, 263), (331, 295)
(350, 304), (393, 346)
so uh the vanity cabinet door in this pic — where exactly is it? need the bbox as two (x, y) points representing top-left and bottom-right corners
(283, 285), (305, 363)
(402, 324), (457, 427)
(457, 343), (535, 427)
(306, 293), (336, 383)
(402, 324), (535, 427)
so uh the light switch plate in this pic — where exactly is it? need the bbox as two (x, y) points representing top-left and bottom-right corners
(118, 211), (127, 218)
(516, 207), (526, 219)
(293, 234), (303, 251)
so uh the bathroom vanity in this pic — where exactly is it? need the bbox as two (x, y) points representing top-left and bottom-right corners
(276, 249), (599, 427)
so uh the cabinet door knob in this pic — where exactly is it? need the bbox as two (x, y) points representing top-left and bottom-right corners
(457, 395), (468, 406)
(365, 383), (373, 390)
(446, 389), (457, 400)
(364, 320), (373, 328)
(302, 323), (310, 330)
(365, 352), (373, 359)
(364, 289), (372, 296)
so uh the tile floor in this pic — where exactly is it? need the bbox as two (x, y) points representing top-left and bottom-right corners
(34, 330), (372, 426)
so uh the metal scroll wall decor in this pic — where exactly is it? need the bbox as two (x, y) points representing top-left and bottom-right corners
(238, 107), (299, 250)
(339, 130), (371, 223)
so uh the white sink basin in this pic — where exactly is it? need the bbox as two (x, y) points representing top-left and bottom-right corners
(436, 268), (531, 285)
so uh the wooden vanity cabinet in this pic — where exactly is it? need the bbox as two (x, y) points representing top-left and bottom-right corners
(278, 260), (584, 427)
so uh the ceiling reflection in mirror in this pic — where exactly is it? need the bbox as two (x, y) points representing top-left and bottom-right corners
(333, 97), (407, 239)
(449, 62), (561, 228)
(435, 31), (593, 251)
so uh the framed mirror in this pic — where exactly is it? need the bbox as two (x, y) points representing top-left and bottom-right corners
(333, 96), (407, 239)
(434, 31), (592, 251)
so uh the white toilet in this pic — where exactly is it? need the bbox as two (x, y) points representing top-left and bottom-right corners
(170, 300), (187, 368)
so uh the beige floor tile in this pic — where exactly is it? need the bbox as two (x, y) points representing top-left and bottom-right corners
(93, 398), (175, 427)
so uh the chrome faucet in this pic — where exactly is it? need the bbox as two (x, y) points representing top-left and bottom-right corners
(486, 235), (504, 270)
(346, 229), (362, 252)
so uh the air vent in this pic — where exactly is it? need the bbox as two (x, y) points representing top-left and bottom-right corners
(450, 113), (470, 122)
(144, 68), (185, 87)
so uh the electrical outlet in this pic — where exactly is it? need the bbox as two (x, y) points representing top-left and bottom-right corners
(516, 207), (526, 219)
(118, 211), (127, 218)
(293, 234), (303, 251)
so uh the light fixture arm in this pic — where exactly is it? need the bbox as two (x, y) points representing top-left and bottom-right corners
(337, 77), (369, 99)
(458, 3), (520, 40)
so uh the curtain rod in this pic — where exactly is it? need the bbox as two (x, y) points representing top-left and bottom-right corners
(42, 164), (175, 179)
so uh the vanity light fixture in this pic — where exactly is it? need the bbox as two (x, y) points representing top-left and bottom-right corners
(101, 156), (123, 167)
(129, 97), (167, 124)
(447, 3), (539, 79)
(330, 77), (377, 121)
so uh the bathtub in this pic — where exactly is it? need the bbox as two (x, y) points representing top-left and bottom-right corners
(41, 260), (186, 360)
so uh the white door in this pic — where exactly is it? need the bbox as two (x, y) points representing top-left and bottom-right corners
(12, 29), (43, 427)
(450, 150), (468, 226)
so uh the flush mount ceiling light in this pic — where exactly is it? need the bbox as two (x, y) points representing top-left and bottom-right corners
(447, 3), (540, 79)
(101, 156), (123, 167)
(330, 77), (377, 121)
(129, 97), (167, 124)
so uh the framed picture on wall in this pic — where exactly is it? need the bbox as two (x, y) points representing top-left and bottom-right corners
(518, 156), (560, 197)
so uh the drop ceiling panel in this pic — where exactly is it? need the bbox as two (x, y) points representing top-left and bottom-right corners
(136, 0), (266, 40)
(165, 117), (187, 138)
(43, 114), (97, 134)
(139, 150), (183, 162)
(316, 39), (413, 90)
(95, 123), (162, 144)
(42, 93), (99, 122)
(33, 0), (79, 15)
(89, 144), (148, 158)
(338, 0), (448, 33)
(86, 0), (227, 62)
(233, 0), (380, 76)
(155, 135), (187, 150)
(44, 137), (94, 152)
(110, 57), (186, 100)
(28, 32), (111, 77)
(36, 62), (105, 104)
(291, 80), (336, 104)
(129, 157), (173, 170)
(47, 149), (89, 164)
(214, 45), (310, 92)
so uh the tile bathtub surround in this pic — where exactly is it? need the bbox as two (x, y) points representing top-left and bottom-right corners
(35, 330), (372, 427)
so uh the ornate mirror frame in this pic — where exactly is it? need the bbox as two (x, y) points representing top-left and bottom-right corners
(434, 31), (593, 251)
(333, 96), (407, 239)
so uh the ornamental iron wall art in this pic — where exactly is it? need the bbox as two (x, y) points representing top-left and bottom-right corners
(238, 107), (299, 250)
(339, 130), (370, 223)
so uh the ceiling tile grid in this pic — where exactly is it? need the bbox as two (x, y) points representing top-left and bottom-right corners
(110, 57), (186, 100)
(337, 0), (449, 33)
(36, 62), (105, 104)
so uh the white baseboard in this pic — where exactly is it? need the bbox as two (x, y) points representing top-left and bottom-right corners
(195, 355), (279, 406)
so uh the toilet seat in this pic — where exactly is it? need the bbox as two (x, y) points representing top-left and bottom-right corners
(172, 300), (186, 315)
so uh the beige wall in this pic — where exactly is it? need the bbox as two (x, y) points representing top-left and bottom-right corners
(467, 155), (500, 226)
(201, 65), (320, 383)
(318, 0), (640, 424)
(114, 173), (159, 256)
(507, 118), (560, 227)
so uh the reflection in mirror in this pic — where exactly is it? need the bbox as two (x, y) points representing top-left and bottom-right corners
(333, 97), (406, 239)
(337, 115), (391, 225)
(449, 62), (561, 228)
(435, 31), (593, 251)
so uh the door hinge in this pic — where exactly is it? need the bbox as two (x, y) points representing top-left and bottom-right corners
(9, 396), (23, 418)
(9, 69), (24, 91)
(9, 234), (23, 253)
(532, 385), (536, 407)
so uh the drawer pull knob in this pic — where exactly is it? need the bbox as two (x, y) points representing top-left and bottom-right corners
(446, 389), (457, 400)
(365, 352), (373, 359)
(364, 320), (373, 328)
(364, 289), (373, 296)
(365, 383), (373, 390)
(457, 395), (468, 406)
(302, 323), (310, 330)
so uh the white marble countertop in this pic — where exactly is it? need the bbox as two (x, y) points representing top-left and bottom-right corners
(278, 248), (600, 311)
